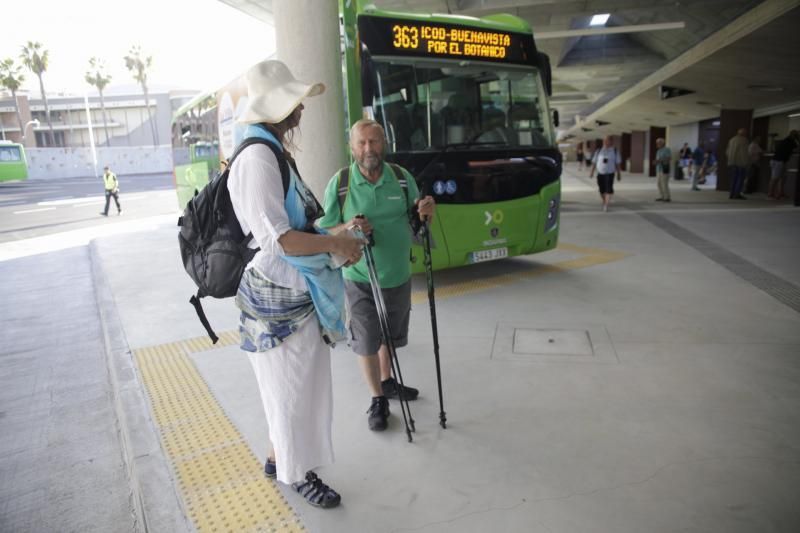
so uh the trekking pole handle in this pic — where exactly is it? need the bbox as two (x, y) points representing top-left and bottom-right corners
(354, 214), (375, 246)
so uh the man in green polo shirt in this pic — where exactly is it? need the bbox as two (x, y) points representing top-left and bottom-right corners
(318, 118), (435, 432)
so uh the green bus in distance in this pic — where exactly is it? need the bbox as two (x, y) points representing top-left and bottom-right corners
(0, 141), (29, 182)
(171, 92), (220, 208)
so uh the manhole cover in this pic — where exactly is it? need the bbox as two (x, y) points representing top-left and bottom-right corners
(513, 328), (593, 356)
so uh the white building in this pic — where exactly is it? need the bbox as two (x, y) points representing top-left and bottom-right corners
(0, 86), (197, 148)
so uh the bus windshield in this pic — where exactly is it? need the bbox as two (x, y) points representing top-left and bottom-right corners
(368, 59), (554, 153)
(0, 145), (23, 162)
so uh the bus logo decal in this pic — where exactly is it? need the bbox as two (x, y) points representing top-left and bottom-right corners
(484, 210), (504, 225)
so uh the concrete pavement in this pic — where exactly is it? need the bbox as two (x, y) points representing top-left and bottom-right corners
(2, 167), (800, 532)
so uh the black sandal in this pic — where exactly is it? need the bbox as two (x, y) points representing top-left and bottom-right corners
(264, 458), (277, 479)
(292, 471), (341, 509)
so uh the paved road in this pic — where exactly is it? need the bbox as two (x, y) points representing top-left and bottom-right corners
(0, 174), (178, 244)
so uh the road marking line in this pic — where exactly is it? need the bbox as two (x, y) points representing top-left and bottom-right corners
(13, 207), (56, 214)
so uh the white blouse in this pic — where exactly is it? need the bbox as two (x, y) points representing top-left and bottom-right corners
(227, 144), (308, 292)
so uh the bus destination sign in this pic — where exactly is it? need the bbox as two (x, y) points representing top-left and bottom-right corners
(358, 15), (536, 65)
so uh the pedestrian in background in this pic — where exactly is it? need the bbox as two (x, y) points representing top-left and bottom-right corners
(725, 128), (749, 200)
(654, 138), (672, 202)
(100, 166), (121, 216)
(678, 142), (692, 180)
(769, 130), (799, 199)
(589, 135), (622, 212)
(745, 136), (763, 194)
(691, 142), (705, 190)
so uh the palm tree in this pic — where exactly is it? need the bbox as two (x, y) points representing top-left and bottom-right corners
(85, 57), (113, 146)
(0, 58), (26, 140)
(20, 41), (56, 146)
(124, 45), (158, 145)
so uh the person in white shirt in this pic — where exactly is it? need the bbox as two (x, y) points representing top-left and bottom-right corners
(589, 135), (623, 212)
(228, 60), (364, 509)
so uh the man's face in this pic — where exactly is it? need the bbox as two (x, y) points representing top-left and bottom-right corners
(351, 125), (385, 173)
(656, 139), (664, 148)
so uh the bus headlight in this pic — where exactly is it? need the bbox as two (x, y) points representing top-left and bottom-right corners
(544, 193), (559, 232)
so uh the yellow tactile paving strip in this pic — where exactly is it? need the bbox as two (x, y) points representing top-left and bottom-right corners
(132, 242), (624, 532)
(134, 331), (305, 532)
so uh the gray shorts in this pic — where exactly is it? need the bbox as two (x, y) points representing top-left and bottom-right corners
(345, 279), (411, 356)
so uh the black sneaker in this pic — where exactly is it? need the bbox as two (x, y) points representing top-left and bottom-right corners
(292, 471), (341, 509)
(367, 396), (389, 431)
(381, 377), (419, 401)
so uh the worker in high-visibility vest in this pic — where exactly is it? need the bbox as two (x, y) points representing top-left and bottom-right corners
(100, 166), (122, 216)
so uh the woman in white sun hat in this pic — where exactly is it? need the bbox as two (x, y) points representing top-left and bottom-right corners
(228, 59), (364, 509)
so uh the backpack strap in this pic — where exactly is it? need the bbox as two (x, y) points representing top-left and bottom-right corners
(336, 166), (350, 222)
(336, 162), (411, 223)
(190, 291), (219, 344)
(388, 163), (410, 206)
(229, 137), (290, 198)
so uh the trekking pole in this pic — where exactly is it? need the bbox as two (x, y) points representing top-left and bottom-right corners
(420, 218), (446, 429)
(355, 225), (415, 441)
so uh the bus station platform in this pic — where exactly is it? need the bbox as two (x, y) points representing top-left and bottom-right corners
(2, 167), (800, 532)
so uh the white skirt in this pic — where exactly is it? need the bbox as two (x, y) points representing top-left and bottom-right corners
(246, 315), (334, 484)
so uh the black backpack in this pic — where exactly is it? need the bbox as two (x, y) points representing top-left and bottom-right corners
(178, 137), (289, 343)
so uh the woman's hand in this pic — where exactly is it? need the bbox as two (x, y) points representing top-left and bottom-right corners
(347, 215), (372, 237)
(332, 233), (365, 266)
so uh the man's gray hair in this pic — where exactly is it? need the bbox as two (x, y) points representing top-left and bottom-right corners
(350, 118), (385, 142)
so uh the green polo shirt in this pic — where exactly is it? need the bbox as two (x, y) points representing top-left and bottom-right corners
(319, 162), (419, 288)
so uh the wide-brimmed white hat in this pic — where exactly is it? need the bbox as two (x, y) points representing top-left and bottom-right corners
(237, 60), (325, 125)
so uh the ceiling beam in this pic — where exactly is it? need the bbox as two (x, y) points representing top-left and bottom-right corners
(561, 0), (800, 139)
(538, 22), (685, 40)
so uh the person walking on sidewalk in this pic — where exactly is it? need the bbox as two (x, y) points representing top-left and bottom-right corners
(228, 60), (365, 509)
(745, 136), (763, 194)
(318, 119), (436, 432)
(725, 128), (750, 200)
(654, 138), (672, 202)
(100, 166), (122, 216)
(691, 142), (705, 190)
(769, 130), (799, 199)
(589, 135), (622, 212)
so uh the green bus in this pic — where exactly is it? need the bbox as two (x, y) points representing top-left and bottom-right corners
(342, 5), (561, 271)
(171, 92), (221, 208)
(0, 141), (29, 182)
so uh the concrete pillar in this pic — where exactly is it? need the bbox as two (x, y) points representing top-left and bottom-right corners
(630, 131), (645, 173)
(621, 132), (631, 168)
(274, 1), (346, 198)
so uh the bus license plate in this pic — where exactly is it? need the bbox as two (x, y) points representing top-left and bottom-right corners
(470, 247), (508, 264)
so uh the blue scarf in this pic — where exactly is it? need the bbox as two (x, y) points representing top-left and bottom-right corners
(242, 124), (346, 340)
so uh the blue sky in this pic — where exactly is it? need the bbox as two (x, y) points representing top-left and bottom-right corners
(2, 0), (275, 95)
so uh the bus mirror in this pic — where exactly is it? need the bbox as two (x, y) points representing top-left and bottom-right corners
(537, 52), (552, 97)
(553, 109), (559, 128)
